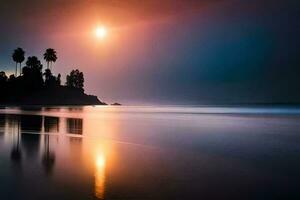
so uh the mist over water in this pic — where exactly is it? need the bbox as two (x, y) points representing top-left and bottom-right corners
(1, 106), (300, 199)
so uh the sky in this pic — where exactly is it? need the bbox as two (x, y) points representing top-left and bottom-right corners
(0, 0), (299, 105)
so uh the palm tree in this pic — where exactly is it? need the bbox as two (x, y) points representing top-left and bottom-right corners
(43, 48), (57, 70)
(43, 69), (52, 80)
(26, 56), (43, 70)
(12, 48), (25, 76)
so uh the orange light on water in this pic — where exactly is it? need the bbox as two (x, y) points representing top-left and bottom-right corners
(95, 153), (106, 199)
(96, 154), (106, 168)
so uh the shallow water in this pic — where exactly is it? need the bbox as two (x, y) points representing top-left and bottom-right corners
(0, 106), (300, 200)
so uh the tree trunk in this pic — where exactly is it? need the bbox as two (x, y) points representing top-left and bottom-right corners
(19, 63), (22, 75)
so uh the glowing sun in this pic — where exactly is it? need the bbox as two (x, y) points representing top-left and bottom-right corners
(95, 26), (107, 39)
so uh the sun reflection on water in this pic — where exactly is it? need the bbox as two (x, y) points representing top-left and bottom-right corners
(95, 153), (106, 199)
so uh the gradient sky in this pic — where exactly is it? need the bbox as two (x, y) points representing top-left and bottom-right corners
(0, 0), (299, 104)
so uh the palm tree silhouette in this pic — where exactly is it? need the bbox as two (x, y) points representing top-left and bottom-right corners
(43, 69), (52, 80)
(12, 48), (25, 76)
(43, 48), (57, 70)
(26, 56), (43, 70)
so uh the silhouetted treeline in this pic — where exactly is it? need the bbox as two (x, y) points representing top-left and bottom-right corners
(66, 69), (84, 92)
(0, 48), (103, 105)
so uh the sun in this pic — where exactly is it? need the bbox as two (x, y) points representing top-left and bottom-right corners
(95, 26), (107, 39)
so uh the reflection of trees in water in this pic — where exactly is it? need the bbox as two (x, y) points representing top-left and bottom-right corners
(5, 114), (19, 130)
(43, 107), (61, 112)
(67, 107), (83, 112)
(4, 114), (57, 175)
(21, 107), (42, 112)
(67, 118), (83, 135)
(10, 118), (22, 166)
(0, 115), (5, 141)
(42, 134), (55, 175)
(3, 114), (86, 178)
(44, 116), (59, 133)
(21, 115), (43, 132)
(20, 115), (42, 158)
(0, 114), (5, 133)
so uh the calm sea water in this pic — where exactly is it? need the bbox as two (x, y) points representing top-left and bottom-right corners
(1, 106), (300, 200)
